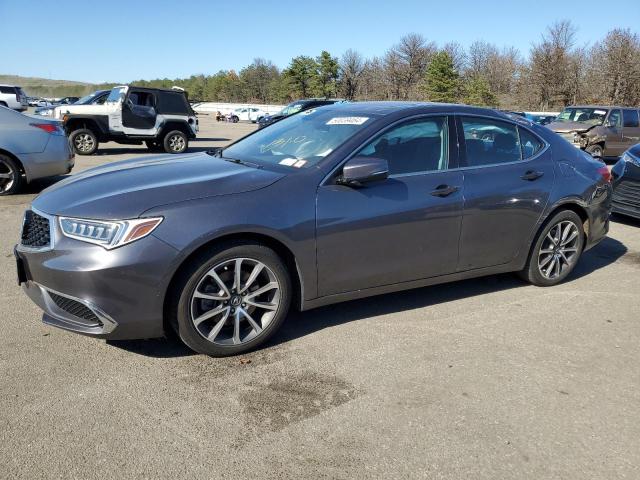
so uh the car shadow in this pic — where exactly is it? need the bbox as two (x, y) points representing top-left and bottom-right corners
(21, 175), (70, 194)
(107, 236), (628, 359)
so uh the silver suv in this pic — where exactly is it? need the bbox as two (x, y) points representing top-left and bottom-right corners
(0, 84), (28, 111)
(57, 86), (199, 155)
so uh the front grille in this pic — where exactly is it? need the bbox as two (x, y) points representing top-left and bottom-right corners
(21, 210), (51, 248)
(47, 291), (102, 325)
(612, 179), (640, 210)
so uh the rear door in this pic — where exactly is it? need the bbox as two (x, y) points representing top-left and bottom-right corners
(456, 116), (554, 271)
(622, 109), (640, 151)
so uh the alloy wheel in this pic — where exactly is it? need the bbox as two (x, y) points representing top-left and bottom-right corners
(168, 134), (186, 152)
(74, 133), (95, 153)
(537, 220), (580, 280)
(190, 258), (281, 345)
(0, 158), (15, 194)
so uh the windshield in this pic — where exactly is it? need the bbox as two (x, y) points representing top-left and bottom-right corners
(556, 107), (608, 125)
(106, 87), (126, 104)
(223, 108), (374, 168)
(76, 93), (98, 105)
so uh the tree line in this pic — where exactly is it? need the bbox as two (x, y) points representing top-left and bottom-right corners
(56, 21), (639, 111)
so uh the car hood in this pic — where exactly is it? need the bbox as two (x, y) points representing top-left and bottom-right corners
(548, 121), (593, 133)
(32, 152), (285, 219)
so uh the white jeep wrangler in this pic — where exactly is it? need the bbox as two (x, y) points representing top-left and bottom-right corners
(55, 86), (199, 155)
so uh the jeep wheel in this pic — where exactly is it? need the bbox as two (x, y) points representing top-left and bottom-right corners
(586, 144), (604, 158)
(163, 130), (188, 154)
(70, 128), (98, 155)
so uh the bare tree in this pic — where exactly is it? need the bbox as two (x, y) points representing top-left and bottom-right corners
(339, 49), (365, 100)
(384, 33), (436, 99)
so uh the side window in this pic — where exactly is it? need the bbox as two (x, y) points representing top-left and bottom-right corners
(518, 127), (544, 159)
(623, 109), (639, 128)
(461, 117), (520, 167)
(0, 86), (16, 94)
(608, 110), (622, 128)
(94, 95), (107, 105)
(358, 116), (448, 175)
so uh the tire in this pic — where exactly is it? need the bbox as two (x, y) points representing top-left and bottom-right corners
(231, 115), (239, 123)
(145, 140), (163, 152)
(586, 144), (604, 158)
(519, 210), (585, 286)
(0, 102), (7, 108)
(0, 154), (24, 195)
(70, 128), (98, 155)
(163, 130), (188, 154)
(169, 242), (292, 356)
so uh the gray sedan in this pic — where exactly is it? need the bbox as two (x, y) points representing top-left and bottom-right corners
(0, 106), (74, 195)
(15, 102), (611, 356)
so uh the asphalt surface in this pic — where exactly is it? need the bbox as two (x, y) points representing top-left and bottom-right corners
(1, 114), (639, 479)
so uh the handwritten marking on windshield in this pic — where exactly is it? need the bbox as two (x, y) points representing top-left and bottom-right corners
(260, 136), (312, 153)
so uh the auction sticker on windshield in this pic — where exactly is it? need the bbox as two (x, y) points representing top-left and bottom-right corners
(594, 110), (607, 115)
(326, 117), (369, 125)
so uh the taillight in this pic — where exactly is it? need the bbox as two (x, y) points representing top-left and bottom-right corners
(30, 123), (63, 135)
(597, 166), (611, 183)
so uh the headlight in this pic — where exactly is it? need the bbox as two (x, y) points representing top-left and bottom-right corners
(622, 152), (640, 167)
(59, 216), (163, 249)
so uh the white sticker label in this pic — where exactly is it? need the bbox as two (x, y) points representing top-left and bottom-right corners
(302, 109), (316, 115)
(279, 158), (297, 166)
(326, 116), (369, 125)
(594, 109), (607, 115)
(293, 160), (307, 168)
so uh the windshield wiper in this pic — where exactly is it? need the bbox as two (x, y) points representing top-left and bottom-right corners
(221, 156), (263, 169)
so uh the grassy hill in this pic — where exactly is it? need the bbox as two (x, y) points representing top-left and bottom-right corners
(0, 75), (116, 98)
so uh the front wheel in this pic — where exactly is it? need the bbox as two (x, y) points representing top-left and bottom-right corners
(586, 144), (604, 158)
(170, 242), (292, 356)
(519, 210), (585, 286)
(163, 130), (188, 154)
(0, 154), (23, 195)
(70, 128), (98, 155)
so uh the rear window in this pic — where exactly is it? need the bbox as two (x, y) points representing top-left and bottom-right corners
(518, 127), (544, 159)
(0, 86), (16, 94)
(157, 92), (190, 114)
(623, 109), (639, 128)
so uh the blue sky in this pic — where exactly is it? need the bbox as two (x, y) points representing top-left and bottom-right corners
(1, 0), (638, 83)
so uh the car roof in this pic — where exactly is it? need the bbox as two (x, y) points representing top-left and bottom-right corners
(317, 101), (509, 119)
(567, 105), (638, 110)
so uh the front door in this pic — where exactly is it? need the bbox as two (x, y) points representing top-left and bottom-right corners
(316, 116), (463, 296)
(122, 90), (157, 132)
(622, 109), (640, 152)
(457, 115), (555, 271)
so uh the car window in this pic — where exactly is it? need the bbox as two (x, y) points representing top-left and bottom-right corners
(106, 87), (126, 103)
(607, 110), (622, 128)
(0, 86), (16, 94)
(623, 109), (639, 128)
(358, 116), (448, 175)
(461, 117), (520, 167)
(518, 127), (544, 159)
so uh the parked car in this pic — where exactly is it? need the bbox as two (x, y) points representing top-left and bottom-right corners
(0, 84), (28, 111)
(34, 90), (109, 116)
(230, 107), (268, 123)
(0, 105), (74, 195)
(54, 85), (198, 155)
(28, 97), (43, 107)
(525, 112), (558, 125)
(258, 98), (344, 129)
(15, 102), (611, 356)
(548, 106), (640, 158)
(611, 144), (640, 220)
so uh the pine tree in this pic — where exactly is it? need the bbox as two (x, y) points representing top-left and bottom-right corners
(423, 51), (460, 103)
(463, 76), (497, 106)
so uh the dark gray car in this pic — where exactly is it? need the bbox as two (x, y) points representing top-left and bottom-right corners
(15, 102), (612, 356)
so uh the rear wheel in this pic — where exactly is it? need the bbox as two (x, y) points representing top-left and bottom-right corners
(163, 130), (188, 154)
(70, 128), (98, 155)
(0, 154), (23, 195)
(169, 242), (292, 356)
(586, 144), (604, 158)
(519, 210), (584, 286)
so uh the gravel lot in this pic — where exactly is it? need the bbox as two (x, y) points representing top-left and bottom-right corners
(1, 113), (639, 479)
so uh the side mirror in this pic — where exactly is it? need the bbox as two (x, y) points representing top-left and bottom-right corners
(339, 156), (389, 187)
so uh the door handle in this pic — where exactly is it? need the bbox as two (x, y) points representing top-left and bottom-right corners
(430, 184), (459, 197)
(521, 170), (544, 181)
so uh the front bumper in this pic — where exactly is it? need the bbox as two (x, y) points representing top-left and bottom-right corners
(15, 220), (180, 340)
(611, 160), (640, 219)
